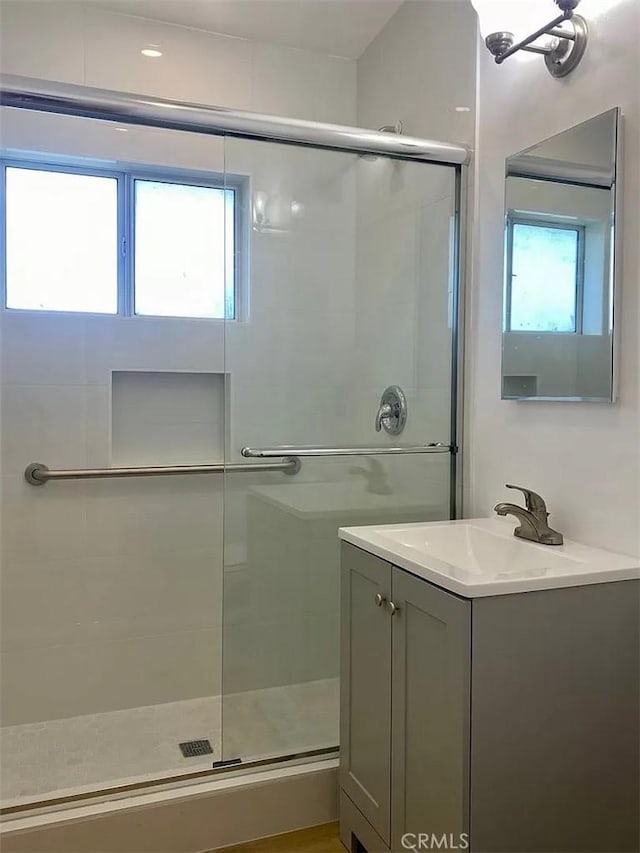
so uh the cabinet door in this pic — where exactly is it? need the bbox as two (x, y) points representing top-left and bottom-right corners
(391, 569), (470, 851)
(340, 543), (393, 844)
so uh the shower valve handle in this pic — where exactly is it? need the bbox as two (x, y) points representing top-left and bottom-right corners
(375, 386), (407, 436)
(375, 403), (393, 432)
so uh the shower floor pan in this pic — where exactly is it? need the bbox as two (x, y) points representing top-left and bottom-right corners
(1, 677), (338, 809)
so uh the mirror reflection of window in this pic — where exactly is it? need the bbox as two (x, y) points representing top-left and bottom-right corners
(506, 219), (583, 334)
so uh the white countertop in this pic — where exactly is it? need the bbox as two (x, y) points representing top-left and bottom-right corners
(339, 517), (640, 597)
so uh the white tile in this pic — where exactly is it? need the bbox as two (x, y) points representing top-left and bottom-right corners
(86, 549), (224, 639)
(83, 475), (223, 558)
(85, 385), (111, 467)
(1, 313), (86, 386)
(252, 44), (356, 123)
(1, 385), (88, 476)
(83, 316), (224, 386)
(0, 1), (85, 83)
(0, 548), (223, 652)
(1, 475), (87, 563)
(357, 0), (476, 145)
(1, 556), (95, 652)
(83, 8), (253, 110)
(0, 627), (222, 726)
(0, 107), (226, 174)
(355, 208), (419, 390)
(356, 157), (455, 229)
(221, 619), (305, 694)
(415, 196), (456, 393)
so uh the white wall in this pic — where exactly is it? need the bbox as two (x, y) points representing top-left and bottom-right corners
(357, 0), (476, 145)
(0, 1), (357, 725)
(467, 0), (640, 556)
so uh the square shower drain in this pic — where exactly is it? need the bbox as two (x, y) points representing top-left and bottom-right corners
(179, 739), (213, 758)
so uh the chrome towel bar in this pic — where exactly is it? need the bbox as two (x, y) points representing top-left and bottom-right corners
(241, 443), (452, 458)
(24, 457), (301, 485)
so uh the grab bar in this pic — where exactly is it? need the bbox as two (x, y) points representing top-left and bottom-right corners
(241, 443), (452, 458)
(25, 443), (452, 485)
(24, 457), (301, 485)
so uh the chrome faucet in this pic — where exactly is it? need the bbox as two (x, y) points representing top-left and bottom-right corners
(494, 484), (564, 546)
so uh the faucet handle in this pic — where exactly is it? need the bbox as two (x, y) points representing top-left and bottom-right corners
(375, 403), (393, 432)
(505, 484), (548, 517)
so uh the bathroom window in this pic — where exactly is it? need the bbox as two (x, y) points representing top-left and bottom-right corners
(1, 160), (240, 320)
(505, 216), (584, 333)
(134, 179), (235, 320)
(4, 165), (119, 314)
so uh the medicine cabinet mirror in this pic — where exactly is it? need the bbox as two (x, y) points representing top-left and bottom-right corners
(502, 108), (621, 402)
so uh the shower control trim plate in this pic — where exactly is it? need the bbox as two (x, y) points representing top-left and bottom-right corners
(375, 386), (407, 436)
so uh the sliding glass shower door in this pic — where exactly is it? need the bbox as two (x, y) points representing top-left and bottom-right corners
(0, 98), (460, 809)
(220, 137), (459, 763)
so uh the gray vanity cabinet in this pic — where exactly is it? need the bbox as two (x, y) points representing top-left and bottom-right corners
(340, 542), (639, 853)
(340, 543), (470, 851)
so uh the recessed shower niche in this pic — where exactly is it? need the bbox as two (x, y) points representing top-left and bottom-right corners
(111, 371), (225, 466)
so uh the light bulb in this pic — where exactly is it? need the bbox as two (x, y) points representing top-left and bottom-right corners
(470, 0), (543, 41)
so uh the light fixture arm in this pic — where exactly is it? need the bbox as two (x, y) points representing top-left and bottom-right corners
(483, 0), (588, 79)
(487, 12), (575, 65)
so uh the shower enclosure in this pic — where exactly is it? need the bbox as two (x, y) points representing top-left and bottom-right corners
(0, 75), (468, 811)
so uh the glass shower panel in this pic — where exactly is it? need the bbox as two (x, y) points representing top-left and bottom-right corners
(0, 107), (229, 806)
(221, 139), (458, 763)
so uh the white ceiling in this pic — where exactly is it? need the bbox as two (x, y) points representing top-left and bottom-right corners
(90, 0), (405, 59)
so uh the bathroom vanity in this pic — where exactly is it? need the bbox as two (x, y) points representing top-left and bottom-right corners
(338, 519), (639, 853)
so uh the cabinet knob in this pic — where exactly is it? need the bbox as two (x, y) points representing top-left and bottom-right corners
(374, 593), (386, 607)
(388, 600), (400, 616)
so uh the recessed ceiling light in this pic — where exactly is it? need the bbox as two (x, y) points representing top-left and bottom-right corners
(115, 127), (128, 133)
(141, 45), (162, 58)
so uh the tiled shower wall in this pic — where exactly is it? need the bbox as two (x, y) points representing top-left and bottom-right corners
(0, 0), (357, 725)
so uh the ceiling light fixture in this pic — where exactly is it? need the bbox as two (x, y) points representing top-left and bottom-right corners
(471, 0), (589, 78)
(141, 45), (163, 58)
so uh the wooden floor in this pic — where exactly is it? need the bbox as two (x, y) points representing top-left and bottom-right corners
(214, 822), (345, 853)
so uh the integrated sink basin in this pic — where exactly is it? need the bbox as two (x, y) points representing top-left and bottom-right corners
(376, 521), (579, 575)
(339, 517), (639, 597)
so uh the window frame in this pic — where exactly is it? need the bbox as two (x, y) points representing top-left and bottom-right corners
(0, 157), (244, 322)
(505, 213), (586, 335)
